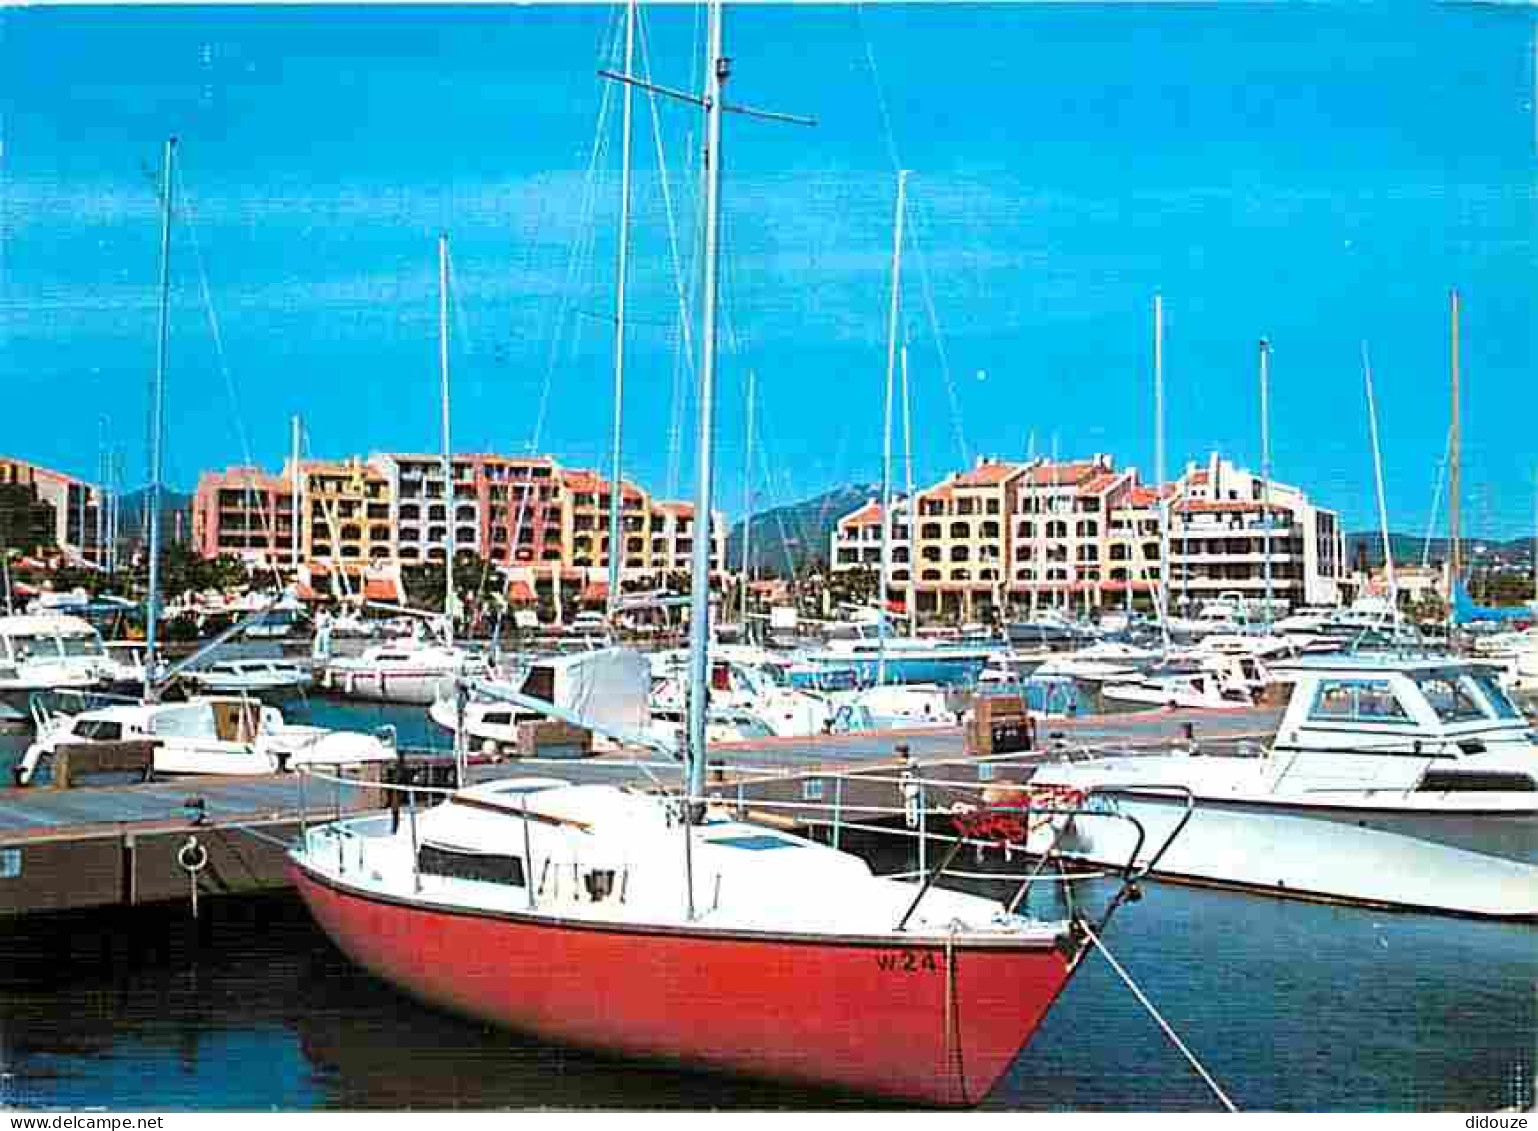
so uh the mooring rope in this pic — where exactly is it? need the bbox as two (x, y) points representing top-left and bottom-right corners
(1079, 920), (1239, 1113)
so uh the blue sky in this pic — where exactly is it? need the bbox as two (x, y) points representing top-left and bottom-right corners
(1, 2), (1534, 537)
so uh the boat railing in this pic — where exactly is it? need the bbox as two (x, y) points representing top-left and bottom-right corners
(292, 751), (1194, 931)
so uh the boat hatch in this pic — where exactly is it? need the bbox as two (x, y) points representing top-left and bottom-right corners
(1418, 770), (1536, 793)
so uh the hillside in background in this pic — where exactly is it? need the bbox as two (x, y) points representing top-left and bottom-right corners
(116, 486), (194, 547)
(727, 483), (876, 579)
(1345, 532), (1534, 571)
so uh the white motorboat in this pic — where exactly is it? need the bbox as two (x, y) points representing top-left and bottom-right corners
(1004, 611), (1099, 647)
(319, 638), (491, 705)
(182, 658), (314, 699)
(649, 656), (833, 739)
(1033, 641), (1161, 683)
(826, 682), (958, 732)
(1024, 654), (1538, 918)
(1101, 652), (1265, 710)
(1473, 627), (1538, 694)
(0, 614), (113, 723)
(15, 694), (394, 785)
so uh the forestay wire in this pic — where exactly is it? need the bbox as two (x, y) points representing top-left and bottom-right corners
(1079, 919), (1240, 1113)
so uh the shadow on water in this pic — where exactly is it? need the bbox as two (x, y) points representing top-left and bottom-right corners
(0, 895), (893, 1111)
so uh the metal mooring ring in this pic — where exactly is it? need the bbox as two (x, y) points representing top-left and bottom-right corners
(177, 836), (209, 874)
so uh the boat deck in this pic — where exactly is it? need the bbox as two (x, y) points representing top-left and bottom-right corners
(0, 705), (1280, 917)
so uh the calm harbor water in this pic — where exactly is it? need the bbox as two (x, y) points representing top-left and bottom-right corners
(0, 694), (1533, 1111)
(0, 780), (1534, 1108)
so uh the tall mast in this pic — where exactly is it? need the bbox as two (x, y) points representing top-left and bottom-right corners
(1026, 430), (1038, 619)
(740, 368), (755, 628)
(144, 136), (176, 701)
(439, 233), (454, 643)
(290, 414), (302, 578)
(1448, 288), (1462, 598)
(1259, 337), (1272, 628)
(685, 0), (727, 812)
(1154, 293), (1170, 652)
(606, 0), (637, 623)
(900, 336), (916, 638)
(1362, 341), (1397, 615)
(877, 169), (908, 686)
(96, 416), (107, 568)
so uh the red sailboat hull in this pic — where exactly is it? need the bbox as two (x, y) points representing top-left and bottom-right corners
(292, 864), (1081, 1106)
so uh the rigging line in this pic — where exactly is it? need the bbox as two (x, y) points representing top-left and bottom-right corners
(527, 9), (623, 458)
(506, 9), (622, 571)
(668, 141), (706, 499)
(854, 9), (970, 468)
(906, 193), (971, 469)
(854, 3), (903, 179)
(637, 8), (701, 501)
(1080, 921), (1240, 1113)
(750, 398), (804, 580)
(1422, 424), (1452, 570)
(444, 246), (475, 359)
(173, 161), (285, 593)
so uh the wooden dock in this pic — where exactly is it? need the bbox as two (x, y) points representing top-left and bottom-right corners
(0, 705), (1279, 920)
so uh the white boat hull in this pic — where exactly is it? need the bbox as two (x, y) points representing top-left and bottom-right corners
(322, 666), (456, 705)
(1033, 787), (1537, 919)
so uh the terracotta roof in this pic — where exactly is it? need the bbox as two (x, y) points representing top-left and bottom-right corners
(1075, 472), (1122, 497)
(839, 502), (883, 528)
(580, 581), (610, 604)
(1188, 470), (1211, 485)
(653, 501), (696, 518)
(953, 462), (1022, 488)
(1125, 484), (1176, 508)
(1024, 461), (1098, 487)
(562, 468), (644, 501)
(506, 580), (536, 603)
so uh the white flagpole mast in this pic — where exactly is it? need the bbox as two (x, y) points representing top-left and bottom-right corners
(877, 169), (908, 687)
(607, 0), (637, 625)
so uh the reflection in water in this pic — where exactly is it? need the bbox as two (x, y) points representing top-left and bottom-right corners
(0, 861), (1532, 1111)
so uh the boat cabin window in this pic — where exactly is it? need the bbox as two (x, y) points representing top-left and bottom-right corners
(1419, 769), (1536, 793)
(60, 634), (104, 658)
(481, 711), (514, 727)
(7, 634), (60, 661)
(520, 665), (555, 701)
(1466, 672), (1523, 722)
(75, 718), (125, 741)
(1413, 673), (1489, 725)
(417, 843), (525, 887)
(1308, 679), (1411, 723)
